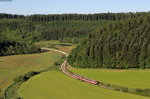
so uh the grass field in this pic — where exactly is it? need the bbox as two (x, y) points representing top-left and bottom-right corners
(0, 51), (61, 97)
(3, 40), (150, 98)
(70, 68), (150, 89)
(17, 70), (150, 99)
(35, 40), (77, 53)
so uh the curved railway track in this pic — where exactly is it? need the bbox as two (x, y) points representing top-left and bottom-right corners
(41, 47), (100, 86)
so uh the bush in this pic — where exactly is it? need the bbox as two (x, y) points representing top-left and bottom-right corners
(24, 71), (40, 78)
(14, 71), (40, 83)
(54, 62), (60, 66)
(17, 97), (23, 99)
(121, 87), (129, 92)
(14, 76), (24, 83)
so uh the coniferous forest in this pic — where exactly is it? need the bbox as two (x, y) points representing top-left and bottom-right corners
(1, 12), (150, 69)
(0, 19), (109, 56)
(68, 14), (150, 69)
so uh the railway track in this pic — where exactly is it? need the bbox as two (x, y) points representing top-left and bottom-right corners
(41, 47), (100, 86)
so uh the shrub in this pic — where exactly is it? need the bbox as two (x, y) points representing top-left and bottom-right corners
(54, 62), (60, 66)
(14, 71), (40, 83)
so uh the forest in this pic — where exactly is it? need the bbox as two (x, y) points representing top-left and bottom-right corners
(0, 13), (25, 19)
(1, 12), (150, 62)
(68, 14), (150, 69)
(27, 12), (149, 21)
(0, 19), (109, 56)
(0, 12), (149, 21)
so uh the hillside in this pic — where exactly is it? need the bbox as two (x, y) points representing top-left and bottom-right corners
(0, 19), (110, 56)
(68, 14), (150, 69)
(1, 12), (150, 56)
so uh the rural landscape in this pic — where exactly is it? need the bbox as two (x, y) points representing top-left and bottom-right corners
(0, 0), (150, 99)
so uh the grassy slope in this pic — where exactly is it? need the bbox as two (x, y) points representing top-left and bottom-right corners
(0, 51), (61, 97)
(18, 70), (150, 99)
(71, 68), (150, 89)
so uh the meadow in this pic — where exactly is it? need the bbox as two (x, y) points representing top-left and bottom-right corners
(0, 51), (61, 97)
(35, 40), (77, 53)
(70, 68), (150, 89)
(17, 70), (150, 99)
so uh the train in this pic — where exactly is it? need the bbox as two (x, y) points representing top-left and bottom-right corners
(72, 74), (99, 85)
(61, 60), (100, 86)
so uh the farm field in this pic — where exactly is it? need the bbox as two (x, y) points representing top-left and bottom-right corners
(17, 70), (150, 99)
(0, 51), (61, 97)
(70, 68), (150, 89)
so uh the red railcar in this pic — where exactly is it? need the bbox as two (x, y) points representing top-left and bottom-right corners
(61, 60), (99, 85)
(72, 74), (99, 85)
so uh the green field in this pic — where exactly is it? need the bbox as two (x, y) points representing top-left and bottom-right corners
(0, 51), (61, 97)
(71, 68), (150, 89)
(35, 40), (77, 53)
(17, 70), (150, 99)
(2, 41), (150, 98)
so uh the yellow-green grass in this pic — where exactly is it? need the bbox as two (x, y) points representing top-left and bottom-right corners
(56, 45), (76, 53)
(35, 40), (76, 47)
(35, 40), (60, 47)
(35, 40), (77, 53)
(70, 68), (150, 89)
(0, 51), (61, 97)
(18, 70), (150, 99)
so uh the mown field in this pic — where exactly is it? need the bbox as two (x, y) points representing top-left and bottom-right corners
(0, 51), (61, 97)
(17, 70), (150, 99)
(70, 68), (150, 89)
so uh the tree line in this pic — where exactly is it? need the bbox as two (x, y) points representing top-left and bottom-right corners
(27, 12), (149, 21)
(0, 39), (41, 56)
(1, 12), (150, 21)
(68, 14), (150, 69)
(0, 13), (25, 19)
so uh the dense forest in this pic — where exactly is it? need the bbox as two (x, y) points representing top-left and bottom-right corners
(0, 13), (25, 19)
(0, 19), (41, 56)
(1, 12), (150, 57)
(0, 19), (109, 41)
(68, 14), (150, 69)
(1, 12), (149, 21)
(0, 40), (41, 56)
(0, 19), (109, 56)
(27, 12), (149, 21)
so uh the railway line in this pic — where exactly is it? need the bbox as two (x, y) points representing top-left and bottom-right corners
(41, 47), (100, 86)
